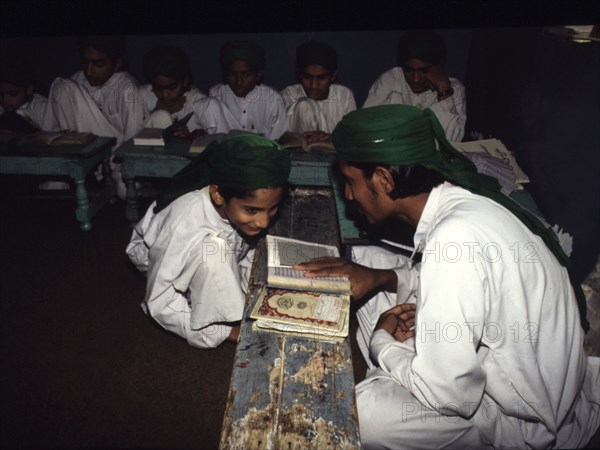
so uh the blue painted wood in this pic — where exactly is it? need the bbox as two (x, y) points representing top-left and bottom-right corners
(0, 137), (116, 231)
(220, 188), (360, 450)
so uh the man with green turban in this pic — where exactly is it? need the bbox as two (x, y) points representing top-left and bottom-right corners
(209, 41), (287, 139)
(294, 105), (599, 448)
(126, 135), (291, 349)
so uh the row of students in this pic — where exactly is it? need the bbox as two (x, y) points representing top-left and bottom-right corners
(1, 30), (465, 145)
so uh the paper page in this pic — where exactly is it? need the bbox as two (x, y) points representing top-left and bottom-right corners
(267, 235), (339, 267)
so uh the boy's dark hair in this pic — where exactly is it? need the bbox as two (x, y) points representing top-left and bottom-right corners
(77, 35), (126, 62)
(396, 30), (446, 66)
(296, 40), (338, 72)
(143, 45), (192, 83)
(217, 183), (289, 202)
(219, 41), (265, 72)
(348, 161), (445, 199)
(0, 54), (34, 87)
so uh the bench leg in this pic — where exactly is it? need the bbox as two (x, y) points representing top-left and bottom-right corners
(74, 178), (92, 231)
(103, 158), (116, 204)
(125, 178), (139, 227)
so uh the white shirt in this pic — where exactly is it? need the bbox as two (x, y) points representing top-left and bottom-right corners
(12, 93), (49, 129)
(126, 187), (253, 348)
(368, 182), (598, 448)
(281, 83), (357, 133)
(208, 83), (287, 139)
(363, 67), (466, 141)
(69, 70), (144, 141)
(139, 84), (231, 134)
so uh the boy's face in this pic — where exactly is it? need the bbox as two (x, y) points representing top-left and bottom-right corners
(225, 60), (263, 98)
(151, 75), (189, 109)
(81, 47), (122, 87)
(0, 83), (32, 111)
(401, 58), (439, 94)
(299, 64), (337, 101)
(338, 160), (389, 225)
(211, 186), (285, 238)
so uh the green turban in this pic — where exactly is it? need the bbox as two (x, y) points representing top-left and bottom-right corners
(153, 134), (290, 213)
(219, 41), (265, 71)
(332, 104), (589, 331)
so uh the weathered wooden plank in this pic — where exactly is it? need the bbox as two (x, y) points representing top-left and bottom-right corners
(220, 188), (360, 450)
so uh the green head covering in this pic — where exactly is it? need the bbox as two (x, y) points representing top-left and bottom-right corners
(332, 104), (589, 331)
(219, 41), (265, 71)
(153, 134), (290, 213)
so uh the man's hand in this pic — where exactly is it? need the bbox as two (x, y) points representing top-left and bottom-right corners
(425, 65), (451, 95)
(169, 124), (191, 138)
(293, 257), (397, 300)
(304, 130), (331, 143)
(374, 303), (416, 342)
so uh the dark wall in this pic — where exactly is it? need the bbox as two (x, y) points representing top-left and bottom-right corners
(466, 28), (600, 280)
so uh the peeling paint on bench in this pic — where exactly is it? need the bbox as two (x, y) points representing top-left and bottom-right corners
(220, 188), (360, 450)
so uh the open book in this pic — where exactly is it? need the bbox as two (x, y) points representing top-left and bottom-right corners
(250, 287), (350, 341)
(18, 131), (96, 146)
(266, 235), (351, 294)
(133, 112), (194, 146)
(453, 139), (530, 186)
(189, 129), (260, 154)
(278, 131), (336, 153)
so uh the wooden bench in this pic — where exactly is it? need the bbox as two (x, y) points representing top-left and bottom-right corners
(219, 187), (360, 450)
(0, 136), (116, 230)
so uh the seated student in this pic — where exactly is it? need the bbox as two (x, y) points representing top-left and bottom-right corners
(363, 30), (466, 142)
(44, 36), (144, 197)
(140, 45), (230, 137)
(281, 40), (356, 143)
(126, 135), (291, 348)
(0, 54), (49, 131)
(294, 105), (600, 448)
(209, 41), (287, 139)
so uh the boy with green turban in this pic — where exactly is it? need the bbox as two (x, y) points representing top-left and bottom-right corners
(294, 105), (599, 448)
(209, 41), (287, 139)
(126, 135), (291, 348)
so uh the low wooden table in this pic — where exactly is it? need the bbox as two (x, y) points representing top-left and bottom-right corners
(113, 140), (334, 225)
(220, 188), (360, 450)
(0, 136), (116, 231)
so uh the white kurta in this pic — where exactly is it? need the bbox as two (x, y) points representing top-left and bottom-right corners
(280, 83), (357, 133)
(363, 67), (467, 142)
(355, 182), (600, 449)
(45, 70), (144, 144)
(126, 187), (254, 349)
(10, 93), (50, 129)
(139, 84), (231, 134)
(208, 83), (287, 139)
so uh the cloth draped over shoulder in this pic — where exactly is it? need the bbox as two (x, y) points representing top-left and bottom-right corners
(331, 104), (589, 331)
(153, 134), (291, 213)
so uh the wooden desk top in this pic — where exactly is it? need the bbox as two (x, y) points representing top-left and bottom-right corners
(0, 136), (116, 158)
(220, 188), (360, 450)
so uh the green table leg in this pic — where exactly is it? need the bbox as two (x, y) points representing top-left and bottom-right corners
(74, 178), (92, 231)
